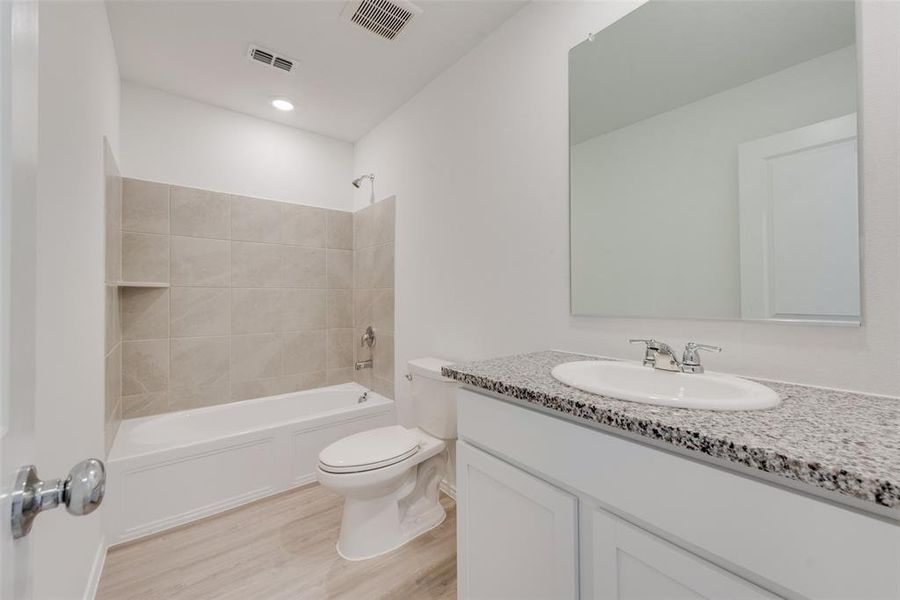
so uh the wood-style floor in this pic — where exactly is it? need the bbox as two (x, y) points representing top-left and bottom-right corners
(96, 484), (457, 600)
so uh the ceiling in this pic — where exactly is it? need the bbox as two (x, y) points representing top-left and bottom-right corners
(106, 0), (526, 142)
(570, 0), (855, 144)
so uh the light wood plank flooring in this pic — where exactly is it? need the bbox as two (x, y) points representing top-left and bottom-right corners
(96, 484), (456, 600)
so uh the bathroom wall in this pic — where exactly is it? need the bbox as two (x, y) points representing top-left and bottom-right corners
(34, 1), (121, 598)
(571, 46), (857, 318)
(120, 82), (355, 210)
(352, 197), (396, 399)
(104, 141), (123, 455)
(354, 0), (900, 426)
(119, 178), (356, 417)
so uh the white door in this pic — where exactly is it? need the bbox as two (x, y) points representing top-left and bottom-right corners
(583, 505), (777, 600)
(456, 441), (578, 600)
(738, 114), (860, 322)
(1, 1), (39, 597)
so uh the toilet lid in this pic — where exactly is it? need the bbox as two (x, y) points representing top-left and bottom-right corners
(319, 426), (419, 474)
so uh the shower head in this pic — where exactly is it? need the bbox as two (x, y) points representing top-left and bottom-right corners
(352, 173), (375, 188)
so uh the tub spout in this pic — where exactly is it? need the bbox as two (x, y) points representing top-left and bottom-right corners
(354, 359), (373, 370)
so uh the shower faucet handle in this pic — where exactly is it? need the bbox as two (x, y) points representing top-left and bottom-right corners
(360, 326), (376, 348)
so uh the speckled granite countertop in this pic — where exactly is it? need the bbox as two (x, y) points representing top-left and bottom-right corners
(442, 350), (900, 514)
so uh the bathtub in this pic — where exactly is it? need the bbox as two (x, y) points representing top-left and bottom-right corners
(105, 383), (395, 545)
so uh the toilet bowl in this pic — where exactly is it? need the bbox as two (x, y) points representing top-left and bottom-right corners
(316, 357), (457, 561)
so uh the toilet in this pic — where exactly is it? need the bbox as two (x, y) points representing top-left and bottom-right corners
(316, 357), (457, 561)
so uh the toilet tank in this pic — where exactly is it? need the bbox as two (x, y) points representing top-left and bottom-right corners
(408, 357), (458, 440)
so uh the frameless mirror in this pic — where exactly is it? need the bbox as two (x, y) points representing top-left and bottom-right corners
(569, 0), (860, 324)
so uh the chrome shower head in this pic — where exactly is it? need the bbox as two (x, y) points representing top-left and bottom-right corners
(352, 173), (375, 188)
(352, 174), (376, 204)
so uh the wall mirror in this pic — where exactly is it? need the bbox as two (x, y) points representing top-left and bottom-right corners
(569, 0), (860, 324)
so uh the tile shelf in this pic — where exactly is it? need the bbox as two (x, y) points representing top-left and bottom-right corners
(116, 281), (169, 288)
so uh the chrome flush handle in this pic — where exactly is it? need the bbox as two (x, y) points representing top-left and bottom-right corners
(10, 459), (106, 539)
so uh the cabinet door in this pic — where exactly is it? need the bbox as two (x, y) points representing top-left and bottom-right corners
(457, 441), (578, 600)
(584, 506), (778, 600)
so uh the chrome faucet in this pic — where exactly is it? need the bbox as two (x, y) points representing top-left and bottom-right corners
(629, 339), (721, 374)
(629, 339), (681, 372)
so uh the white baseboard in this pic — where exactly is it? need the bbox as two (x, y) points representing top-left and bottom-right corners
(440, 479), (457, 500)
(83, 535), (107, 600)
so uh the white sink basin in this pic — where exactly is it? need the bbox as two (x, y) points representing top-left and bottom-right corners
(550, 361), (780, 411)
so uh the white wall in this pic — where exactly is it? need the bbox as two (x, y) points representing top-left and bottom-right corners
(34, 2), (120, 598)
(354, 0), (900, 427)
(571, 46), (857, 319)
(121, 82), (354, 210)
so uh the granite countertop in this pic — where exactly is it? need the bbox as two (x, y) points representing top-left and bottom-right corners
(442, 350), (900, 514)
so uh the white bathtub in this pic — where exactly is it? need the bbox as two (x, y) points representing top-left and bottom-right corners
(105, 383), (395, 545)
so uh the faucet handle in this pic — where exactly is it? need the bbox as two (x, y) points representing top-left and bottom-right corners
(629, 338), (660, 367)
(629, 338), (659, 349)
(682, 342), (721, 373)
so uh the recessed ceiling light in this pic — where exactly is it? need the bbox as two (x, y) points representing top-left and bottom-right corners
(271, 98), (294, 111)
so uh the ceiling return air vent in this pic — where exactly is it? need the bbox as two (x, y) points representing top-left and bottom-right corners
(247, 44), (297, 73)
(341, 0), (423, 41)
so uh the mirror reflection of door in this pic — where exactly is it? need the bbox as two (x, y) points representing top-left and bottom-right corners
(738, 114), (860, 322)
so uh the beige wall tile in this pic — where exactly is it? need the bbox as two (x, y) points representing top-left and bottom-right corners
(326, 368), (354, 385)
(372, 243), (394, 289)
(326, 210), (353, 249)
(282, 331), (326, 374)
(171, 236), (230, 286)
(231, 288), (282, 334)
(105, 344), (122, 428)
(326, 328), (354, 370)
(123, 179), (170, 235)
(353, 246), (372, 289)
(231, 333), (282, 382)
(231, 377), (289, 402)
(326, 289), (353, 328)
(283, 289), (327, 331)
(170, 336), (229, 388)
(122, 287), (169, 340)
(282, 371), (327, 392)
(106, 285), (121, 354)
(373, 332), (394, 382)
(168, 380), (229, 411)
(123, 391), (169, 419)
(172, 186), (230, 239)
(326, 249), (353, 289)
(352, 365), (372, 389)
(354, 289), (394, 333)
(281, 246), (325, 287)
(123, 339), (169, 395)
(123, 233), (169, 283)
(282, 204), (326, 247)
(170, 287), (230, 337)
(371, 375), (394, 399)
(353, 204), (373, 250)
(232, 242), (282, 287)
(231, 195), (282, 243)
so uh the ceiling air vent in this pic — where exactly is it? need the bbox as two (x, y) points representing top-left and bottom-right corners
(341, 0), (422, 41)
(247, 44), (297, 74)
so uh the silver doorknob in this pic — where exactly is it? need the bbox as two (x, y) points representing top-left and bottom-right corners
(10, 459), (106, 539)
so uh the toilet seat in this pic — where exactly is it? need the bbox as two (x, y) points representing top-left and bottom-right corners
(319, 425), (420, 474)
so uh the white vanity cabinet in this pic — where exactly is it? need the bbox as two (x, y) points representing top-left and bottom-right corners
(455, 388), (900, 600)
(457, 442), (578, 599)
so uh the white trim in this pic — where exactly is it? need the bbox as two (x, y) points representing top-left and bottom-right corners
(439, 479), (456, 500)
(83, 536), (106, 600)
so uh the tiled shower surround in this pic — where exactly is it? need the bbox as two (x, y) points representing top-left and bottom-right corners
(352, 198), (395, 398)
(119, 178), (394, 418)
